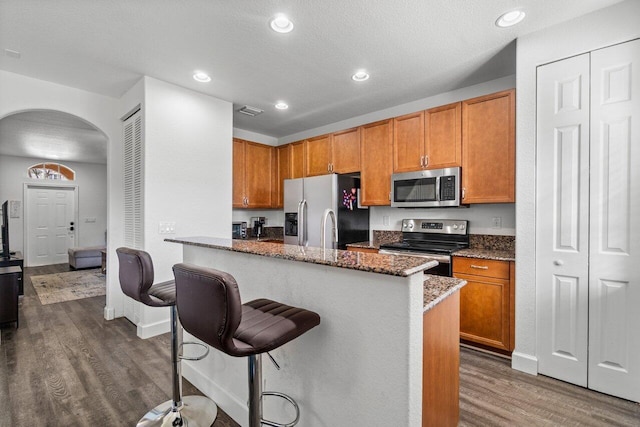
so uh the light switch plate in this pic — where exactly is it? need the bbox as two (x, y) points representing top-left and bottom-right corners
(159, 221), (176, 234)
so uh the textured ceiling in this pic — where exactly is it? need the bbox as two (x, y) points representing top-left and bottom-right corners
(0, 0), (625, 149)
(0, 111), (108, 164)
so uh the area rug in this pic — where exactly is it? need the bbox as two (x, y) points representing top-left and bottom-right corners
(31, 268), (106, 305)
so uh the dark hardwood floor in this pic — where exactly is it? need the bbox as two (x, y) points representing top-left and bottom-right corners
(1, 264), (639, 426)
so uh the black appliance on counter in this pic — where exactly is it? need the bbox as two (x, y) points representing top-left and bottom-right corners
(379, 219), (469, 277)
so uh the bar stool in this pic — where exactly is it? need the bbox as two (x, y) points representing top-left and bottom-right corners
(172, 263), (321, 427)
(116, 247), (218, 427)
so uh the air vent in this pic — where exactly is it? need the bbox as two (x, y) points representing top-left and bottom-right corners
(237, 105), (264, 117)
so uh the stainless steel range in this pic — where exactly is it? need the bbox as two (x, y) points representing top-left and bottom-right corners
(379, 219), (469, 276)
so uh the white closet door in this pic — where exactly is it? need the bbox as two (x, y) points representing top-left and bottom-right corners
(588, 39), (640, 402)
(536, 54), (591, 386)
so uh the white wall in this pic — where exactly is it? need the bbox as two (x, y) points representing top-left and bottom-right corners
(0, 70), (124, 319)
(370, 204), (515, 236)
(514, 0), (640, 374)
(0, 155), (107, 252)
(124, 76), (232, 337)
(231, 208), (284, 228)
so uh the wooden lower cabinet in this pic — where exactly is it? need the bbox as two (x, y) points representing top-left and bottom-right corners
(453, 257), (515, 353)
(423, 290), (460, 426)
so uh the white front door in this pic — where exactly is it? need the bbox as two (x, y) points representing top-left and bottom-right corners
(588, 39), (640, 403)
(26, 186), (77, 266)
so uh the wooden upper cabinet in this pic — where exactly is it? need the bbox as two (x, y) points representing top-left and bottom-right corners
(233, 138), (275, 208)
(393, 112), (425, 173)
(461, 89), (515, 203)
(425, 102), (462, 169)
(290, 141), (305, 179)
(360, 119), (393, 206)
(332, 127), (360, 173)
(232, 139), (246, 208)
(305, 134), (332, 176)
(274, 144), (291, 208)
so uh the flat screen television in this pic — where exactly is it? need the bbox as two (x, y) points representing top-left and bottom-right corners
(1, 200), (9, 259)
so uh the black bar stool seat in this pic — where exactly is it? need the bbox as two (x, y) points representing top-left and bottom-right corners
(173, 263), (320, 427)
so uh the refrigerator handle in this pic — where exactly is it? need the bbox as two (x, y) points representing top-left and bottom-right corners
(297, 200), (303, 246)
(301, 199), (308, 246)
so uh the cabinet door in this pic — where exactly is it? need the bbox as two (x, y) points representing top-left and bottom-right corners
(536, 55), (590, 385)
(462, 90), (515, 203)
(274, 145), (291, 208)
(232, 138), (246, 208)
(454, 257), (513, 352)
(332, 127), (360, 173)
(456, 273), (511, 351)
(244, 142), (274, 208)
(360, 120), (393, 206)
(290, 141), (305, 179)
(305, 134), (332, 176)
(393, 112), (424, 173)
(425, 102), (461, 169)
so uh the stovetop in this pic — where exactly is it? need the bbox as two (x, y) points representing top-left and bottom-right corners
(379, 219), (469, 255)
(380, 241), (468, 255)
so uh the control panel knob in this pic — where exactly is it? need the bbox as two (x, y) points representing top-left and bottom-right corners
(408, 223), (414, 229)
(453, 224), (458, 229)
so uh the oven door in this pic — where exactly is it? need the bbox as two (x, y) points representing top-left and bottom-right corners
(378, 249), (452, 277)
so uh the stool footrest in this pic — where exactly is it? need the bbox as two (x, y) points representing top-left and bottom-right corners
(260, 391), (300, 427)
(179, 341), (210, 361)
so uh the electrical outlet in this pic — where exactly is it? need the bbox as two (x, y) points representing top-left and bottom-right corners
(383, 215), (390, 226)
(492, 217), (502, 229)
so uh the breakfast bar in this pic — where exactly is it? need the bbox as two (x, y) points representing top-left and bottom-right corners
(167, 237), (466, 427)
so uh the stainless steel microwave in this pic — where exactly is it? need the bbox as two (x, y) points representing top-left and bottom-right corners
(391, 167), (461, 208)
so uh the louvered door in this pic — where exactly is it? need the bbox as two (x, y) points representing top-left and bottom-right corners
(123, 110), (143, 249)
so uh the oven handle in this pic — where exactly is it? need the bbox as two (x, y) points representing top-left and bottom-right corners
(378, 249), (451, 264)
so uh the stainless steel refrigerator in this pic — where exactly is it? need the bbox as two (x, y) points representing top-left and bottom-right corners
(284, 174), (369, 249)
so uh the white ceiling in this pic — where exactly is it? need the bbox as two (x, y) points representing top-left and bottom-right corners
(0, 111), (108, 164)
(0, 0), (625, 162)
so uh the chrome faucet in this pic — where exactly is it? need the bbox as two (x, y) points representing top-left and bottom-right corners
(321, 208), (338, 250)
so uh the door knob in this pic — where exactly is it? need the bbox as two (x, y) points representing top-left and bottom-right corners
(553, 260), (564, 266)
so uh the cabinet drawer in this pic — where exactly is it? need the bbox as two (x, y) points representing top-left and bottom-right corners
(452, 257), (509, 279)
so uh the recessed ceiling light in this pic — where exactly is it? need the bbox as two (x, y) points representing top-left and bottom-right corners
(352, 71), (370, 82)
(275, 102), (289, 110)
(270, 14), (294, 33)
(496, 10), (526, 27)
(193, 71), (211, 83)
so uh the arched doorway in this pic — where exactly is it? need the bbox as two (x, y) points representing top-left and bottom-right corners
(0, 110), (109, 266)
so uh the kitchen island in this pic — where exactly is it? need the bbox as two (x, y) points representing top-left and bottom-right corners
(167, 237), (465, 427)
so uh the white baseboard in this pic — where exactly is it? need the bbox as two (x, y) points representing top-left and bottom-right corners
(182, 360), (247, 427)
(511, 351), (538, 375)
(136, 318), (171, 339)
(103, 305), (115, 320)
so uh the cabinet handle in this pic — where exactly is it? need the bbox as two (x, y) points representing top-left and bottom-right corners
(470, 265), (489, 270)
(462, 188), (466, 200)
(420, 156), (424, 167)
(424, 155), (429, 168)
(328, 164), (331, 172)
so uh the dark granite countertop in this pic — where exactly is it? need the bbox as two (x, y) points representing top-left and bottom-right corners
(423, 275), (467, 312)
(346, 241), (379, 249)
(166, 236), (439, 277)
(453, 248), (515, 262)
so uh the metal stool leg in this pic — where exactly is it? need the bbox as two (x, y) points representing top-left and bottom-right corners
(248, 354), (301, 427)
(136, 306), (218, 427)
